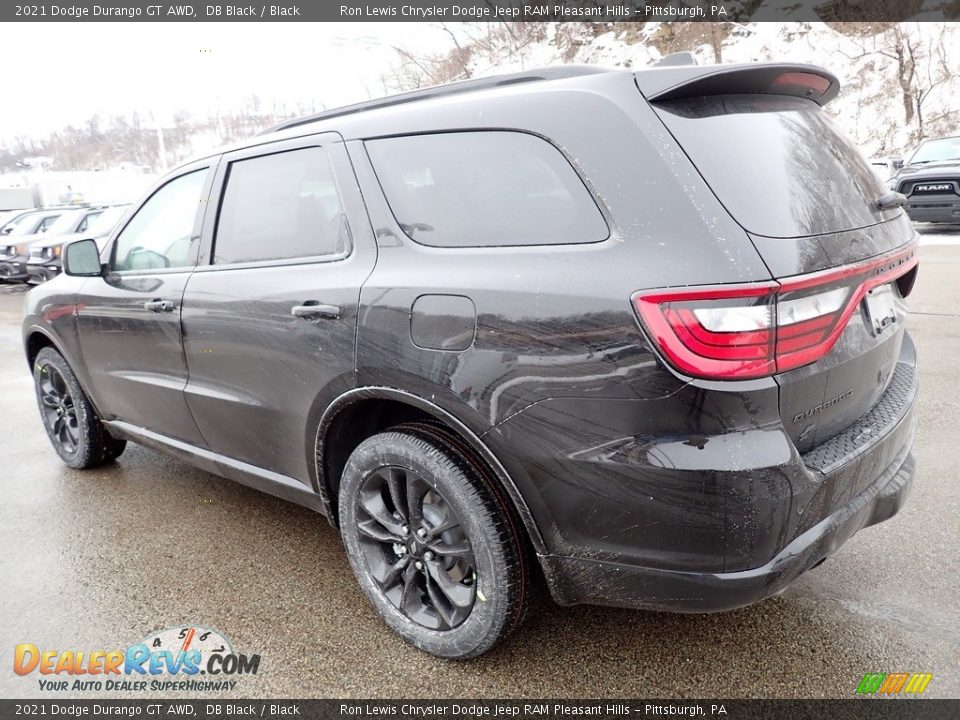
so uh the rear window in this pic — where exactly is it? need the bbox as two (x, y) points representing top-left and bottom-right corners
(653, 95), (893, 238)
(366, 131), (608, 248)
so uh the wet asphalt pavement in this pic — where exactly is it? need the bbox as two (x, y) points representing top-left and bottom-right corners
(1, 236), (958, 700)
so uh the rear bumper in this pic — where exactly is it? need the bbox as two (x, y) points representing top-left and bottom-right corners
(491, 334), (919, 612)
(540, 448), (913, 612)
(904, 198), (960, 223)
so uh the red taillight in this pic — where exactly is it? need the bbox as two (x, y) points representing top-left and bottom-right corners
(632, 244), (918, 380)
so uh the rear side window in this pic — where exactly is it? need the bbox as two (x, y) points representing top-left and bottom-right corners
(366, 131), (608, 247)
(214, 147), (348, 265)
(652, 95), (891, 238)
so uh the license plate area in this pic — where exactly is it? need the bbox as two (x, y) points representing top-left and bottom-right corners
(864, 283), (899, 336)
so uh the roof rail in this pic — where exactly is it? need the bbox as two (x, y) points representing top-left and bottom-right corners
(259, 65), (612, 135)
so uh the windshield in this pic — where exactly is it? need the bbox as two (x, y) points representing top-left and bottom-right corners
(86, 206), (130, 236)
(909, 136), (960, 164)
(2, 213), (29, 232)
(9, 213), (56, 236)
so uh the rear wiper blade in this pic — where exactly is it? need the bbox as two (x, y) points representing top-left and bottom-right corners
(876, 191), (906, 211)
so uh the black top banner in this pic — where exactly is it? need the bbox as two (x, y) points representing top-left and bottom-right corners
(1, 700), (958, 720)
(4, 0), (958, 22)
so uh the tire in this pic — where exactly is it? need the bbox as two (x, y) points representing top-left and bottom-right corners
(338, 427), (530, 659)
(33, 347), (126, 469)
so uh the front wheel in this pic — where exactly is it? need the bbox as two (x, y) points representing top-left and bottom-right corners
(33, 347), (126, 469)
(338, 428), (529, 659)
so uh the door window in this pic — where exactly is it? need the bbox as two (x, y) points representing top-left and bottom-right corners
(76, 211), (102, 234)
(36, 215), (61, 233)
(112, 169), (208, 272)
(366, 131), (609, 247)
(213, 147), (348, 265)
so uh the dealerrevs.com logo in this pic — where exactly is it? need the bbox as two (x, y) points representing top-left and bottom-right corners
(14, 625), (261, 693)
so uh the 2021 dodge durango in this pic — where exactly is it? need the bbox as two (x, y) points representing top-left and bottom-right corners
(23, 63), (919, 659)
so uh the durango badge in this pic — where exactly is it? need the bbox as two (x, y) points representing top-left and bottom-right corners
(793, 389), (855, 423)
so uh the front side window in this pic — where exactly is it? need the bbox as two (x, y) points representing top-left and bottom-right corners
(36, 215), (61, 233)
(76, 211), (102, 234)
(366, 131), (609, 248)
(113, 169), (208, 272)
(213, 147), (347, 265)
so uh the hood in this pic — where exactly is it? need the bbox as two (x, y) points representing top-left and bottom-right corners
(27, 224), (113, 250)
(1, 233), (50, 251)
(29, 231), (85, 250)
(898, 159), (960, 177)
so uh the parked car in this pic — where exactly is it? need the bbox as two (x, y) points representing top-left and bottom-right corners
(0, 209), (70, 281)
(26, 205), (130, 284)
(888, 135), (960, 224)
(0, 207), (107, 283)
(23, 63), (919, 659)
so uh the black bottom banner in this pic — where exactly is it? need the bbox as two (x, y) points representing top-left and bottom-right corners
(2, 700), (957, 720)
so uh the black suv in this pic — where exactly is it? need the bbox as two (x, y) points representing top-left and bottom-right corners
(889, 135), (960, 224)
(23, 63), (919, 659)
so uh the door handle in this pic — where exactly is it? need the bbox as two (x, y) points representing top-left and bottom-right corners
(144, 299), (175, 313)
(291, 302), (340, 320)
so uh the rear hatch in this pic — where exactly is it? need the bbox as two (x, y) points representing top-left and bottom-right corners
(638, 64), (918, 452)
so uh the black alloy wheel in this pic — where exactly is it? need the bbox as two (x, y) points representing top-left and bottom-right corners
(38, 364), (80, 455)
(338, 427), (529, 659)
(33, 347), (127, 468)
(355, 465), (477, 630)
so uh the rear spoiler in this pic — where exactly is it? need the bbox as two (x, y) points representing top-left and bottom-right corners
(636, 62), (840, 106)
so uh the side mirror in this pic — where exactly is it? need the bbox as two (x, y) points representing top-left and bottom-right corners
(891, 157), (904, 170)
(63, 238), (103, 277)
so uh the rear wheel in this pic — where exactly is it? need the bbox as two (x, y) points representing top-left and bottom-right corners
(338, 428), (529, 659)
(33, 347), (126, 469)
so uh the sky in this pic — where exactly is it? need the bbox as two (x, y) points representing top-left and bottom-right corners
(0, 23), (456, 142)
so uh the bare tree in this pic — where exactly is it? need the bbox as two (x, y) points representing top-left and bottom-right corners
(380, 22), (549, 93)
(841, 22), (957, 142)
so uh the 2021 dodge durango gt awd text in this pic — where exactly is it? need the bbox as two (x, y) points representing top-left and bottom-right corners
(23, 63), (919, 659)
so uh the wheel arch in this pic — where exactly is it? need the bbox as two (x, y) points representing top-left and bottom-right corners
(314, 386), (547, 554)
(24, 325), (108, 420)
(25, 326), (58, 370)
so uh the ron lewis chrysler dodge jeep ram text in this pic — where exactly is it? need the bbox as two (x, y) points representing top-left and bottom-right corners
(23, 63), (919, 659)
